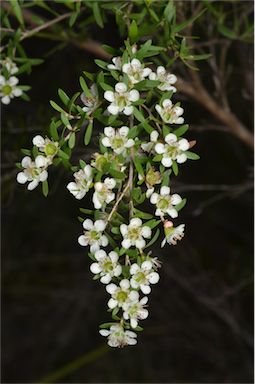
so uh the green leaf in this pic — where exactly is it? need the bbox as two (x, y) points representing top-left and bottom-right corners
(68, 92), (80, 114)
(152, 154), (162, 162)
(142, 121), (154, 134)
(61, 112), (71, 129)
(92, 1), (104, 28)
(175, 198), (187, 212)
(133, 208), (153, 220)
(133, 156), (144, 176)
(111, 227), (120, 235)
(133, 107), (145, 123)
(42, 180), (49, 197)
(49, 120), (59, 141)
(144, 228), (160, 249)
(172, 160), (179, 175)
(164, 0), (175, 22)
(69, 11), (79, 27)
(95, 59), (108, 70)
(129, 20), (138, 44)
(162, 169), (171, 186)
(79, 76), (90, 97)
(134, 80), (160, 91)
(84, 121), (93, 145)
(79, 208), (94, 215)
(58, 149), (69, 160)
(145, 219), (161, 229)
(163, 125), (170, 137)
(50, 100), (66, 114)
(21, 148), (31, 156)
(185, 151), (200, 160)
(99, 82), (113, 91)
(173, 8), (206, 33)
(109, 167), (126, 180)
(58, 88), (70, 106)
(218, 24), (237, 39)
(99, 322), (116, 329)
(10, 0), (24, 26)
(68, 132), (76, 149)
(173, 124), (189, 137)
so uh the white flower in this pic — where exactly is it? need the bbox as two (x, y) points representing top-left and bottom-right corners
(16, 155), (48, 191)
(0, 75), (22, 104)
(107, 57), (122, 71)
(120, 218), (151, 249)
(155, 99), (184, 124)
(141, 130), (159, 153)
(130, 261), (159, 294)
(78, 219), (108, 253)
(150, 186), (182, 218)
(149, 66), (177, 92)
(99, 323), (137, 347)
(104, 82), (139, 115)
(81, 84), (98, 114)
(123, 292), (149, 328)
(106, 279), (133, 309)
(67, 164), (93, 200)
(90, 249), (122, 284)
(93, 177), (116, 209)
(102, 126), (135, 154)
(1, 58), (18, 74)
(32, 135), (59, 161)
(161, 221), (185, 247)
(122, 59), (151, 84)
(155, 133), (189, 168)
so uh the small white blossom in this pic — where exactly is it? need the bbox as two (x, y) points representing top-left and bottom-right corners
(1, 58), (18, 74)
(141, 130), (159, 153)
(123, 292), (148, 329)
(67, 164), (93, 200)
(150, 186), (182, 218)
(130, 261), (159, 294)
(155, 133), (190, 168)
(104, 82), (139, 115)
(155, 99), (184, 124)
(90, 249), (122, 284)
(16, 156), (48, 191)
(93, 177), (116, 209)
(149, 66), (177, 92)
(78, 219), (108, 253)
(0, 75), (22, 104)
(161, 221), (185, 247)
(120, 218), (151, 250)
(81, 84), (98, 114)
(102, 126), (135, 154)
(32, 135), (59, 161)
(122, 59), (151, 84)
(107, 57), (122, 71)
(106, 279), (133, 309)
(99, 323), (137, 347)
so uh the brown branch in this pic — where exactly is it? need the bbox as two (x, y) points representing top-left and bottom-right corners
(176, 77), (253, 149)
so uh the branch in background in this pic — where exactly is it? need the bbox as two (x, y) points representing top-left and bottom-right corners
(176, 77), (253, 149)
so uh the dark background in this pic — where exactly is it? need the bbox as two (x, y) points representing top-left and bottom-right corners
(2, 3), (254, 383)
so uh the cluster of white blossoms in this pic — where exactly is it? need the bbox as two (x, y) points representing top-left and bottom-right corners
(17, 134), (60, 190)
(0, 58), (23, 105)
(17, 43), (197, 348)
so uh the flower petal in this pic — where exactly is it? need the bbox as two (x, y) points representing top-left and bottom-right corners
(83, 218), (94, 230)
(104, 91), (114, 102)
(94, 219), (106, 232)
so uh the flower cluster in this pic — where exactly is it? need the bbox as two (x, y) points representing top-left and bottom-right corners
(0, 58), (23, 105)
(16, 134), (59, 191)
(16, 41), (199, 347)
